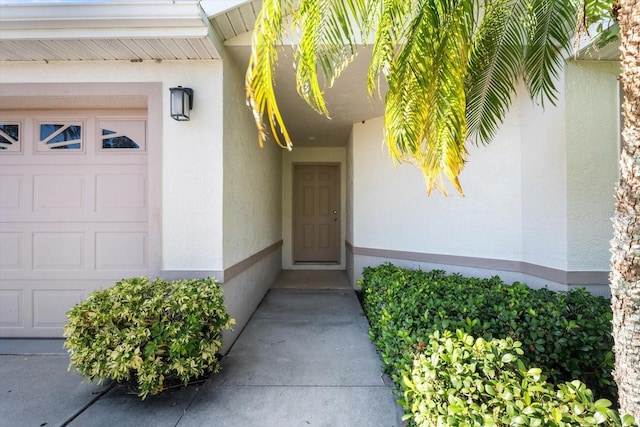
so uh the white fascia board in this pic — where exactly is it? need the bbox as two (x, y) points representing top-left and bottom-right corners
(201, 0), (253, 17)
(0, 26), (210, 41)
(0, 2), (210, 39)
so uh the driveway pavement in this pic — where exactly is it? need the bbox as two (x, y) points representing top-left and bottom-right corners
(0, 288), (404, 427)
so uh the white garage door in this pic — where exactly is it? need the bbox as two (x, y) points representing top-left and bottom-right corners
(0, 109), (149, 337)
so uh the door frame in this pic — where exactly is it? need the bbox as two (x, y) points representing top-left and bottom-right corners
(291, 161), (342, 265)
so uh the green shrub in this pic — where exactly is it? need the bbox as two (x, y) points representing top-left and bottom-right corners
(64, 277), (235, 399)
(402, 330), (636, 427)
(359, 264), (615, 400)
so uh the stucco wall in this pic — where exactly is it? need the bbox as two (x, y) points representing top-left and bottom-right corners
(220, 249), (281, 351)
(519, 81), (568, 271)
(346, 130), (355, 280)
(0, 60), (225, 272)
(281, 147), (347, 269)
(350, 112), (522, 260)
(565, 60), (620, 272)
(347, 66), (616, 295)
(222, 52), (282, 268)
(218, 50), (283, 347)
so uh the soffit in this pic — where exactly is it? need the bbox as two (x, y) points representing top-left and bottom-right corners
(0, 2), (221, 61)
(576, 38), (621, 61)
(209, 0), (261, 41)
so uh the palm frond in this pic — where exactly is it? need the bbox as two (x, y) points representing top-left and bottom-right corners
(245, 0), (293, 149)
(385, 0), (475, 195)
(466, 0), (528, 144)
(365, 0), (413, 97)
(245, 0), (583, 196)
(318, 0), (367, 86)
(293, 0), (366, 115)
(524, 0), (578, 105)
(293, 0), (329, 116)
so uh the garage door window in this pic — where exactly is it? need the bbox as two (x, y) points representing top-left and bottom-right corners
(0, 123), (21, 152)
(99, 120), (146, 151)
(39, 122), (83, 151)
(101, 129), (139, 149)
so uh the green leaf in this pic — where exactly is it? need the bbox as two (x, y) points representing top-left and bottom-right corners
(502, 353), (517, 363)
(593, 399), (612, 409)
(593, 411), (606, 424)
(526, 367), (542, 376)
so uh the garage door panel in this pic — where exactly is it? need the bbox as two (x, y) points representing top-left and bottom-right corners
(0, 279), (135, 337)
(32, 289), (84, 328)
(0, 289), (23, 327)
(33, 232), (86, 270)
(33, 174), (86, 211)
(1, 269), (148, 281)
(1, 172), (146, 221)
(0, 231), (24, 270)
(0, 174), (24, 210)
(1, 224), (147, 274)
(96, 231), (147, 269)
(96, 173), (146, 210)
(0, 154), (146, 166)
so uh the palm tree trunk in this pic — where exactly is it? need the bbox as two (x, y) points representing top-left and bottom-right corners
(610, 0), (640, 419)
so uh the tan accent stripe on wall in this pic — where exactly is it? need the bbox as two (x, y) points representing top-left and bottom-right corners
(345, 240), (353, 253)
(163, 241), (283, 284)
(349, 244), (608, 286)
(223, 240), (283, 282)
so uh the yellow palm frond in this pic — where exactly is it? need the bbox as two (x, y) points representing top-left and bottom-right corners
(245, 0), (584, 196)
(293, 0), (366, 115)
(384, 0), (474, 195)
(245, 0), (293, 149)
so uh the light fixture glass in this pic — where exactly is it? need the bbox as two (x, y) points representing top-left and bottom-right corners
(169, 86), (193, 121)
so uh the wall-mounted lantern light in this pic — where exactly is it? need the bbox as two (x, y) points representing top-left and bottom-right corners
(169, 86), (193, 121)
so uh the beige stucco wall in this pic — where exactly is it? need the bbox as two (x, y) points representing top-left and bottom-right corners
(350, 111), (522, 260)
(347, 64), (617, 295)
(222, 52), (282, 268)
(346, 130), (355, 279)
(0, 60), (225, 273)
(218, 49), (282, 350)
(281, 147), (347, 269)
(519, 79), (569, 271)
(565, 60), (620, 272)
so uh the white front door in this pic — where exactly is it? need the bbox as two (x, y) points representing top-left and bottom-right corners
(0, 109), (149, 337)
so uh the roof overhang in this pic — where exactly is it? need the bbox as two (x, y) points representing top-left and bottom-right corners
(0, 1), (222, 61)
(574, 23), (621, 61)
(207, 0), (261, 42)
(576, 37), (621, 61)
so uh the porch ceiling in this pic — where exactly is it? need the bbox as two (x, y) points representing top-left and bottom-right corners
(213, 0), (386, 148)
(225, 44), (387, 148)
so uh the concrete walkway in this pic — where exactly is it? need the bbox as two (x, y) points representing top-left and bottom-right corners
(0, 272), (405, 427)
